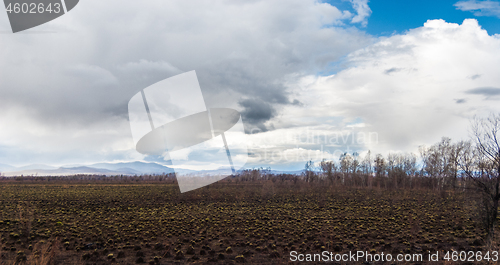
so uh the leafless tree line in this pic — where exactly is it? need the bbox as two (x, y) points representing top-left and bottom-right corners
(236, 114), (500, 241)
(0, 173), (178, 183)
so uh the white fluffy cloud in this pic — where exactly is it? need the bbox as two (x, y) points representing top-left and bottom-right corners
(257, 19), (500, 166)
(350, 0), (372, 27)
(455, 0), (500, 18)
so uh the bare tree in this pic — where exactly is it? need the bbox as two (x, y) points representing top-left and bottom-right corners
(419, 137), (459, 190)
(402, 153), (417, 177)
(452, 140), (470, 190)
(401, 153), (417, 188)
(459, 114), (500, 239)
(373, 154), (386, 188)
(386, 153), (400, 189)
(339, 153), (353, 184)
(361, 151), (373, 188)
(361, 151), (372, 175)
(304, 160), (317, 183)
(351, 152), (360, 175)
(320, 159), (336, 185)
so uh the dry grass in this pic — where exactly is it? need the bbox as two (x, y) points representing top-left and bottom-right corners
(26, 240), (60, 265)
(0, 179), (497, 264)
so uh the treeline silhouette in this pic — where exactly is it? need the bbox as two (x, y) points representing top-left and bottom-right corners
(0, 173), (178, 184)
(0, 136), (480, 191)
(0, 143), (464, 191)
(223, 137), (471, 192)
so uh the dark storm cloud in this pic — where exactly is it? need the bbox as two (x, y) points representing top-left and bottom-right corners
(0, 0), (370, 129)
(197, 64), (292, 109)
(239, 98), (277, 132)
(0, 0), (373, 165)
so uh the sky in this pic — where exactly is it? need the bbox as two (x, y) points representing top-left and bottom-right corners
(0, 0), (500, 171)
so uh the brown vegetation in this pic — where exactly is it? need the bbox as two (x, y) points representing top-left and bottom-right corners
(0, 172), (498, 264)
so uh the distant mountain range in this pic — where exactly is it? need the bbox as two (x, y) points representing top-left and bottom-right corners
(0, 162), (303, 177)
(0, 161), (174, 176)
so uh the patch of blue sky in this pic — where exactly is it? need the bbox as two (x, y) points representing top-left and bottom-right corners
(316, 55), (351, 76)
(323, 0), (500, 35)
(366, 0), (500, 36)
(315, 0), (500, 77)
(346, 117), (364, 126)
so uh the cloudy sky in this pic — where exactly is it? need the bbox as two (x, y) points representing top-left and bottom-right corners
(1, 0), (500, 171)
